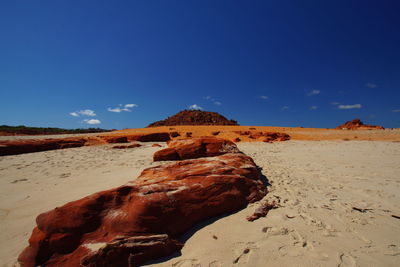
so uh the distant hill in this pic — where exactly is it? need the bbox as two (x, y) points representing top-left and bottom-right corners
(335, 119), (384, 130)
(147, 110), (239, 127)
(0, 125), (111, 136)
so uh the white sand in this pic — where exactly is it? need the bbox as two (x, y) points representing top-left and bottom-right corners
(1, 141), (400, 266)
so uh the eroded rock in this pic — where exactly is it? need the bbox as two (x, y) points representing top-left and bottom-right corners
(18, 153), (267, 266)
(153, 137), (240, 161)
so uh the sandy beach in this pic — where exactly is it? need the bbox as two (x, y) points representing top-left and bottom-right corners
(1, 138), (399, 266)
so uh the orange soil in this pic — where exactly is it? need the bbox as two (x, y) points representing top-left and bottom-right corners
(103, 126), (400, 142)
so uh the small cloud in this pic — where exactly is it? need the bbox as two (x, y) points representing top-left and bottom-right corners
(188, 104), (203, 110)
(108, 104), (138, 113)
(307, 90), (320, 96)
(124, 104), (138, 108)
(203, 96), (211, 100)
(330, 102), (340, 105)
(83, 119), (101, 125)
(281, 106), (289, 111)
(365, 83), (377, 88)
(213, 101), (222, 106)
(392, 109), (400, 112)
(310, 106), (318, 110)
(259, 95), (269, 99)
(338, 104), (362, 109)
(69, 109), (96, 117)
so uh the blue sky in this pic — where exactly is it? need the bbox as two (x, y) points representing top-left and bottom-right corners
(1, 1), (399, 129)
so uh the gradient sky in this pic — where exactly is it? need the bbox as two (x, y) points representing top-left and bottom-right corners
(1, 0), (399, 129)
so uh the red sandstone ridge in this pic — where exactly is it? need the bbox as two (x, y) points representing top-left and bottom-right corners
(18, 153), (267, 266)
(147, 110), (238, 127)
(153, 137), (240, 161)
(336, 119), (384, 130)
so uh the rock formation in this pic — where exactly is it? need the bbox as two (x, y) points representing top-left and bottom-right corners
(18, 145), (267, 266)
(153, 137), (240, 161)
(336, 119), (384, 130)
(147, 110), (238, 127)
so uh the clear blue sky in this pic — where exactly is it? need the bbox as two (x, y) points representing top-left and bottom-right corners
(1, 0), (399, 129)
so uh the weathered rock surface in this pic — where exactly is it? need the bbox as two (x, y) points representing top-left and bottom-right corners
(147, 110), (239, 127)
(153, 137), (240, 161)
(336, 119), (385, 130)
(18, 153), (267, 267)
(112, 144), (142, 149)
(0, 138), (87, 156)
(127, 132), (171, 142)
(99, 136), (129, 144)
(233, 131), (290, 142)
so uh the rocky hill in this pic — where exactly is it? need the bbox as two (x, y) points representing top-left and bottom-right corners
(336, 119), (384, 130)
(147, 110), (239, 127)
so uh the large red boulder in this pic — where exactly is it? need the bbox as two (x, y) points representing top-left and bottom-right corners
(18, 153), (267, 267)
(153, 137), (240, 161)
(336, 119), (384, 130)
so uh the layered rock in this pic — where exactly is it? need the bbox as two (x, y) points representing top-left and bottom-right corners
(153, 137), (240, 161)
(127, 132), (171, 142)
(18, 153), (267, 266)
(147, 110), (238, 127)
(336, 119), (384, 130)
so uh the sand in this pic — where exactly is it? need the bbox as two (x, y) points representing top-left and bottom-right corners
(1, 140), (400, 266)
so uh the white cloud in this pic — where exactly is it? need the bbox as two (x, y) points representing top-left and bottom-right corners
(366, 83), (377, 88)
(188, 104), (203, 110)
(338, 104), (362, 109)
(307, 90), (320, 96)
(69, 109), (96, 117)
(83, 119), (101, 125)
(392, 109), (400, 112)
(259, 95), (269, 99)
(281, 106), (289, 111)
(310, 106), (318, 110)
(107, 104), (138, 113)
(124, 104), (138, 108)
(330, 102), (340, 105)
(213, 101), (222, 106)
(203, 96), (211, 100)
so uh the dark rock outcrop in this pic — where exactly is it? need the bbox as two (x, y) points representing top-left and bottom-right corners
(147, 110), (239, 127)
(153, 137), (240, 161)
(336, 119), (384, 130)
(0, 138), (87, 156)
(18, 153), (267, 266)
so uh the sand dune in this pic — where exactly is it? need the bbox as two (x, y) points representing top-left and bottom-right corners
(0, 134), (400, 266)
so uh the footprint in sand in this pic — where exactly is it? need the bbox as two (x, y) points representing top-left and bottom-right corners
(232, 242), (259, 264)
(208, 260), (222, 267)
(338, 253), (356, 267)
(59, 173), (71, 179)
(11, 178), (28, 183)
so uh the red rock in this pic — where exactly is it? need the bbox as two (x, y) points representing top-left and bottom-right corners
(169, 132), (180, 138)
(18, 153), (267, 266)
(185, 132), (192, 137)
(127, 133), (171, 142)
(99, 136), (129, 144)
(151, 144), (162, 147)
(211, 131), (220, 136)
(112, 144), (142, 149)
(248, 132), (290, 142)
(234, 137), (241, 142)
(147, 110), (239, 127)
(336, 119), (384, 130)
(153, 137), (240, 161)
(246, 201), (278, 222)
(0, 138), (87, 156)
